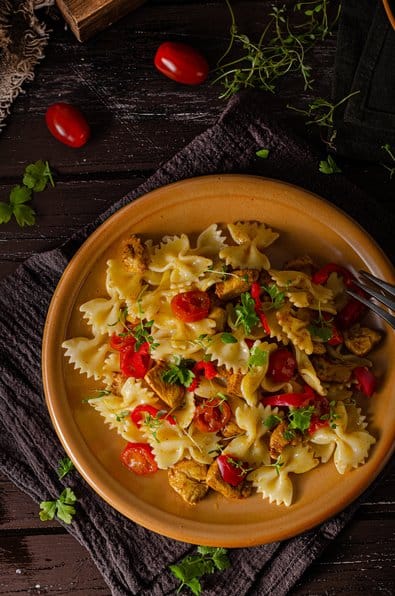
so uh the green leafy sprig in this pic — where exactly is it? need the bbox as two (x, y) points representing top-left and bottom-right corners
(57, 457), (75, 480)
(248, 345), (268, 369)
(39, 487), (77, 525)
(319, 154), (342, 175)
(0, 160), (55, 227)
(213, 0), (340, 99)
(235, 292), (259, 334)
(162, 356), (195, 388)
(169, 547), (230, 595)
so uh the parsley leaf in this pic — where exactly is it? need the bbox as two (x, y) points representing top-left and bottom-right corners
(262, 283), (286, 309)
(235, 292), (259, 335)
(162, 357), (195, 388)
(221, 332), (237, 344)
(288, 405), (315, 432)
(23, 160), (55, 191)
(319, 154), (342, 175)
(39, 487), (77, 525)
(9, 185), (32, 205)
(0, 202), (13, 224)
(13, 204), (36, 227)
(169, 546), (230, 595)
(308, 324), (332, 342)
(256, 148), (269, 159)
(264, 414), (282, 429)
(248, 345), (268, 369)
(57, 457), (75, 480)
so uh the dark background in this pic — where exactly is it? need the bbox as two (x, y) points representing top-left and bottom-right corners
(0, 1), (394, 593)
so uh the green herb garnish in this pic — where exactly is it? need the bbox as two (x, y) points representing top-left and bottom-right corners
(381, 143), (395, 179)
(256, 148), (270, 159)
(262, 283), (286, 309)
(221, 332), (238, 344)
(288, 405), (315, 432)
(269, 456), (284, 476)
(82, 389), (111, 403)
(264, 414), (282, 429)
(23, 160), (55, 191)
(39, 488), (77, 525)
(162, 356), (195, 388)
(57, 457), (75, 480)
(319, 154), (342, 174)
(169, 546), (230, 595)
(235, 292), (259, 334)
(247, 345), (268, 369)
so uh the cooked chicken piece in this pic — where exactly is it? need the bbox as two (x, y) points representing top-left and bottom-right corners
(215, 269), (259, 301)
(144, 363), (185, 408)
(109, 371), (127, 396)
(225, 370), (244, 397)
(168, 459), (209, 505)
(269, 421), (300, 458)
(283, 255), (315, 276)
(206, 460), (252, 499)
(121, 235), (148, 273)
(312, 341), (327, 355)
(344, 325), (382, 357)
(208, 306), (227, 331)
(222, 419), (243, 438)
(312, 356), (353, 384)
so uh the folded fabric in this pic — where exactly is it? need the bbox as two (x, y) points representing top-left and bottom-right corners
(333, 0), (395, 162)
(0, 91), (393, 596)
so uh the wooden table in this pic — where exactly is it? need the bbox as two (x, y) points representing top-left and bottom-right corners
(0, 1), (394, 593)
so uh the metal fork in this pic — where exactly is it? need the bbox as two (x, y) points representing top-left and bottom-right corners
(346, 270), (395, 330)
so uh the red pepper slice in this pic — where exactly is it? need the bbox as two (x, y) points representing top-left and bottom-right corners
(353, 366), (377, 397)
(130, 404), (176, 427)
(262, 385), (316, 408)
(171, 290), (211, 322)
(217, 454), (248, 487)
(312, 263), (354, 287)
(120, 342), (150, 379)
(187, 360), (218, 391)
(193, 398), (231, 433)
(120, 442), (158, 475)
(268, 348), (296, 382)
(250, 282), (270, 334)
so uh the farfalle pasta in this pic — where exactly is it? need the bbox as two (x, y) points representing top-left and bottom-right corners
(63, 222), (381, 507)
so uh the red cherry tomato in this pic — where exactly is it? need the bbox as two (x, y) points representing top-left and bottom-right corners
(193, 398), (231, 433)
(130, 404), (176, 427)
(45, 102), (90, 148)
(109, 333), (136, 351)
(217, 454), (248, 487)
(120, 342), (150, 379)
(353, 366), (377, 397)
(268, 348), (296, 382)
(154, 42), (209, 85)
(120, 442), (158, 475)
(171, 290), (211, 322)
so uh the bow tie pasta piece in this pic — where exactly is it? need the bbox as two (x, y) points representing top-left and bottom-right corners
(223, 403), (275, 466)
(219, 222), (279, 270)
(62, 334), (110, 380)
(149, 234), (213, 286)
(240, 341), (276, 406)
(106, 259), (144, 302)
(294, 346), (326, 395)
(309, 402), (376, 474)
(80, 297), (124, 336)
(193, 223), (228, 257)
(88, 391), (144, 443)
(270, 269), (336, 313)
(248, 444), (319, 506)
(276, 302), (314, 355)
(208, 332), (251, 373)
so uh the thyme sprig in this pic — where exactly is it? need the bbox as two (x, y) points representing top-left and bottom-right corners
(213, 0), (340, 99)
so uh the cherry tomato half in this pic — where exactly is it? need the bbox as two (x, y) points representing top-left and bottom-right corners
(45, 102), (90, 148)
(130, 404), (176, 427)
(268, 348), (296, 382)
(154, 42), (209, 85)
(120, 342), (150, 379)
(109, 333), (136, 351)
(217, 454), (248, 487)
(120, 442), (158, 475)
(171, 290), (211, 322)
(193, 398), (231, 433)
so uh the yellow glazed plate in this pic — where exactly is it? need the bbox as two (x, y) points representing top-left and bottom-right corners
(42, 175), (395, 547)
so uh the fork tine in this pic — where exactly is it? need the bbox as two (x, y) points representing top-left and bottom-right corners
(352, 279), (395, 312)
(346, 289), (395, 329)
(358, 270), (395, 297)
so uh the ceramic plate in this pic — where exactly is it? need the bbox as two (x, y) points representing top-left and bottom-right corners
(42, 175), (395, 547)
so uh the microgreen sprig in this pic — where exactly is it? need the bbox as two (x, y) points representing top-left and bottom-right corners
(39, 488), (77, 525)
(169, 546), (230, 595)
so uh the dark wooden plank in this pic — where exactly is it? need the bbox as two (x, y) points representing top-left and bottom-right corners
(0, 2), (336, 177)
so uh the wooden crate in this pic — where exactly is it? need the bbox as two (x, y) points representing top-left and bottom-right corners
(55, 0), (146, 42)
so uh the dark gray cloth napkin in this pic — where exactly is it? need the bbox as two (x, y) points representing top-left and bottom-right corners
(0, 91), (393, 596)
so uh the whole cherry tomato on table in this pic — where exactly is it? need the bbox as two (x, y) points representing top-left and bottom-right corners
(45, 102), (90, 148)
(154, 42), (209, 85)
(171, 290), (211, 322)
(120, 442), (158, 475)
